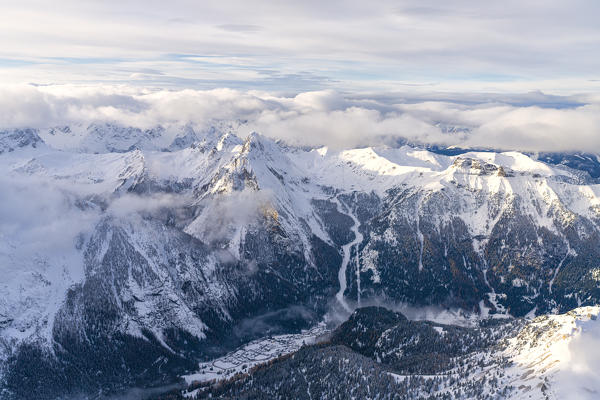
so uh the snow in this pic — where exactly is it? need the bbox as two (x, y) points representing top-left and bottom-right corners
(433, 326), (445, 335)
(465, 151), (567, 178)
(385, 307), (600, 400)
(181, 323), (328, 387)
(2, 132), (599, 327)
(0, 133), (244, 356)
(332, 196), (363, 312)
(503, 306), (600, 399)
(3, 125), (600, 397)
(549, 244), (573, 294)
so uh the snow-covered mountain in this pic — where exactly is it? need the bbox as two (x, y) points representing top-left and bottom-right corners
(1, 124), (600, 399)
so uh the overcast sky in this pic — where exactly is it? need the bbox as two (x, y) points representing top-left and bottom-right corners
(1, 0), (599, 93)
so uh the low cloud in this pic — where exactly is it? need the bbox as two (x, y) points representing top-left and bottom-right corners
(191, 190), (275, 244)
(1, 84), (600, 152)
(107, 193), (190, 218)
(0, 174), (100, 258)
(555, 317), (600, 399)
(324, 295), (475, 329)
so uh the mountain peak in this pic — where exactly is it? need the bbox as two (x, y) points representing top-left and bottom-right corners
(242, 131), (279, 154)
(0, 128), (45, 153)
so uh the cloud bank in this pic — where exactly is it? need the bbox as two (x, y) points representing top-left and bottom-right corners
(1, 84), (600, 152)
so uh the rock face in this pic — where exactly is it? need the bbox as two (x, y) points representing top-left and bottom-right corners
(1, 124), (600, 398)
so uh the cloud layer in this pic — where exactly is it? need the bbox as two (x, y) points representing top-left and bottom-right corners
(0, 1), (599, 92)
(1, 84), (600, 152)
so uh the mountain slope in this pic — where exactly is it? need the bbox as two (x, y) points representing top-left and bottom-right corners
(178, 306), (600, 400)
(1, 124), (600, 398)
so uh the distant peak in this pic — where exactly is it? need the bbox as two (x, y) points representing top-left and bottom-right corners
(316, 146), (328, 156)
(242, 132), (280, 154)
(244, 131), (265, 144)
(216, 132), (243, 151)
(0, 128), (45, 153)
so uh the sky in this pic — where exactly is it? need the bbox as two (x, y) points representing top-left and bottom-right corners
(0, 1), (599, 151)
(1, 0), (599, 93)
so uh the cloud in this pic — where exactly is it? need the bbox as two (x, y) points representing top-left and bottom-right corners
(217, 24), (262, 32)
(555, 317), (600, 399)
(107, 193), (191, 218)
(0, 167), (185, 265)
(231, 305), (318, 343)
(0, 174), (101, 258)
(1, 84), (600, 152)
(190, 190), (275, 244)
(467, 104), (600, 151)
(0, 1), (599, 91)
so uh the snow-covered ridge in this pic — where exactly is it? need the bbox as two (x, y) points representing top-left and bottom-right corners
(505, 306), (600, 399)
(383, 306), (600, 400)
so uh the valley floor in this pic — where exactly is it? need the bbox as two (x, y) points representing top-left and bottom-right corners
(181, 323), (328, 393)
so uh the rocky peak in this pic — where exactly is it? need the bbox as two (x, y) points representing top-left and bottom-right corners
(0, 128), (45, 153)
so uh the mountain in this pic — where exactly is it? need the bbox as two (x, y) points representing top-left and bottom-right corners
(177, 306), (599, 400)
(1, 124), (600, 398)
(0, 128), (44, 153)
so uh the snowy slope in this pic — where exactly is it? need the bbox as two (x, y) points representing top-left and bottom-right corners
(173, 306), (600, 400)
(1, 123), (600, 398)
(504, 306), (600, 399)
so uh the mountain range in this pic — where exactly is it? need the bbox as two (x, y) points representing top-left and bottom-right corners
(1, 123), (600, 399)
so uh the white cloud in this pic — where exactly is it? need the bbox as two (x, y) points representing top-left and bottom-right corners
(555, 317), (600, 399)
(107, 193), (191, 218)
(0, 174), (100, 257)
(1, 84), (600, 152)
(188, 189), (275, 244)
(0, 1), (599, 91)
